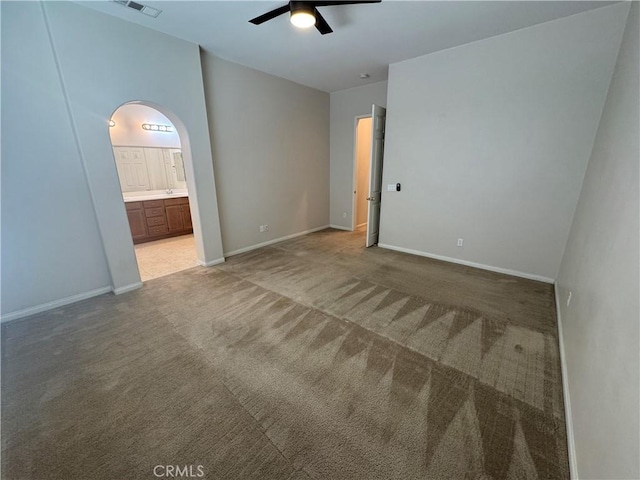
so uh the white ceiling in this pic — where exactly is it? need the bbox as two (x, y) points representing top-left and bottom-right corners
(79, 0), (615, 92)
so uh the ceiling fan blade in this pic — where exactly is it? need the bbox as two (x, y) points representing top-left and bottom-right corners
(312, 0), (381, 6)
(249, 4), (290, 25)
(314, 8), (333, 35)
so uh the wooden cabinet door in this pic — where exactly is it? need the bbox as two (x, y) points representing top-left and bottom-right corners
(166, 205), (184, 232)
(182, 205), (192, 229)
(127, 208), (148, 241)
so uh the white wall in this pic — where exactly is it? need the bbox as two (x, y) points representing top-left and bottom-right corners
(1, 2), (225, 318)
(201, 54), (329, 255)
(1, 2), (111, 315)
(556, 3), (639, 479)
(110, 104), (180, 148)
(356, 118), (372, 226)
(379, 4), (629, 281)
(330, 81), (387, 229)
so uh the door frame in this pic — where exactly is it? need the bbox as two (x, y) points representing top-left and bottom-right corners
(351, 114), (373, 231)
(107, 100), (213, 289)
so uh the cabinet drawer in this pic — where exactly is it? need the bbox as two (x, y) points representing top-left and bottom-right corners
(148, 225), (168, 236)
(143, 200), (164, 208)
(146, 216), (167, 227)
(125, 201), (143, 210)
(144, 207), (165, 218)
(164, 197), (189, 206)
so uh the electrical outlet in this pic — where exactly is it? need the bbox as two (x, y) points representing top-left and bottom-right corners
(567, 291), (572, 307)
(457, 238), (464, 247)
(265, 225), (269, 232)
(342, 212), (347, 218)
(259, 225), (265, 233)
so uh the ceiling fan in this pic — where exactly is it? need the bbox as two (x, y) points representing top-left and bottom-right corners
(249, 1), (382, 35)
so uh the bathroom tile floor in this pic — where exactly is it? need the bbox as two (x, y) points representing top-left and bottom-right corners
(134, 234), (198, 282)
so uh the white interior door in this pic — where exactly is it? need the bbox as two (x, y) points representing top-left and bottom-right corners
(113, 147), (150, 192)
(365, 104), (386, 247)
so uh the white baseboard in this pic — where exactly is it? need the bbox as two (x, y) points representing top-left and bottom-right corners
(0, 286), (112, 323)
(377, 243), (555, 284)
(197, 258), (226, 267)
(112, 282), (143, 295)
(329, 224), (352, 231)
(224, 225), (330, 257)
(554, 283), (578, 480)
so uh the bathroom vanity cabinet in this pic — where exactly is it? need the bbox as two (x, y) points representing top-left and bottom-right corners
(125, 196), (192, 244)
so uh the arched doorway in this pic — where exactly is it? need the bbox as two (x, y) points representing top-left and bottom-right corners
(109, 102), (199, 281)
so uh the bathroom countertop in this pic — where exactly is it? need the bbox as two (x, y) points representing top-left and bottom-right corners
(123, 190), (188, 202)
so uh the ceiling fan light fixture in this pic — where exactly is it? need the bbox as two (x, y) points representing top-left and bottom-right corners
(290, 3), (315, 29)
(249, 1), (380, 35)
(290, 11), (315, 28)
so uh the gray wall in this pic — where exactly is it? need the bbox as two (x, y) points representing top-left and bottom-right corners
(330, 82), (387, 229)
(556, 4), (639, 479)
(201, 54), (330, 255)
(379, 4), (629, 281)
(1, 2), (224, 318)
(1, 1), (111, 314)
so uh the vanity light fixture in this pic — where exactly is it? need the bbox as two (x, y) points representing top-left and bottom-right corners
(142, 123), (173, 132)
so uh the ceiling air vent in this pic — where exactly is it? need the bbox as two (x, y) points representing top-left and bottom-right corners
(111, 0), (162, 18)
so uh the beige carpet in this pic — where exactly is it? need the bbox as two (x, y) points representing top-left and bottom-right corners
(1, 228), (569, 479)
